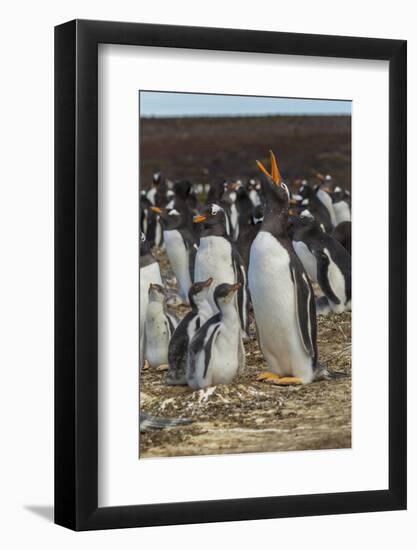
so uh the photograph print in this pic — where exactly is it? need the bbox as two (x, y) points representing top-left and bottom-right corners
(139, 91), (351, 458)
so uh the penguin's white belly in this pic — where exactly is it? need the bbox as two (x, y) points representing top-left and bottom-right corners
(249, 232), (313, 382)
(194, 236), (235, 307)
(323, 248), (347, 312)
(140, 262), (162, 363)
(164, 230), (191, 302)
(189, 319), (240, 389)
(209, 328), (240, 385)
(145, 304), (170, 367)
(317, 189), (336, 226)
(249, 189), (261, 207)
(292, 240), (317, 282)
(230, 204), (239, 240)
(333, 201), (351, 224)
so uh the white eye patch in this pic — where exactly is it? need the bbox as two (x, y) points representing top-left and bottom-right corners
(292, 194), (303, 201)
(300, 209), (314, 219)
(301, 198), (309, 206)
(300, 186), (305, 194)
(166, 199), (175, 210)
(211, 204), (223, 215)
(140, 232), (146, 242)
(168, 209), (180, 216)
(334, 186), (342, 192)
(281, 182), (290, 199)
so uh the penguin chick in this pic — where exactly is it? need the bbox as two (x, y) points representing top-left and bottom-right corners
(144, 284), (178, 368)
(166, 278), (214, 386)
(187, 283), (245, 390)
(140, 232), (162, 368)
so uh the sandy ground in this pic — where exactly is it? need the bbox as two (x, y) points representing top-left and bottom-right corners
(140, 250), (351, 458)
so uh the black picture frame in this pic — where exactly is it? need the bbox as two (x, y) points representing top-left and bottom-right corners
(55, 19), (407, 531)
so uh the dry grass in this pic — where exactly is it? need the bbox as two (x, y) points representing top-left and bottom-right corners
(140, 252), (351, 458)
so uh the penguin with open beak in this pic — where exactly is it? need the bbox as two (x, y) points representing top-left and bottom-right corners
(248, 151), (319, 385)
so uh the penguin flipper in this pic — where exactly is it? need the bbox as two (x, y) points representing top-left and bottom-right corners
(232, 247), (249, 335)
(313, 250), (341, 305)
(291, 265), (316, 359)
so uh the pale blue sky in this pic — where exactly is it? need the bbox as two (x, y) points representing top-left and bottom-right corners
(140, 91), (351, 117)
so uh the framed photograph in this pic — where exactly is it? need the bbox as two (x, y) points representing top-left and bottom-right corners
(55, 19), (406, 531)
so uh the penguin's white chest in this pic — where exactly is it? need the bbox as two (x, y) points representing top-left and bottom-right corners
(145, 303), (171, 367)
(249, 231), (313, 381)
(195, 237), (235, 303)
(333, 201), (351, 224)
(208, 322), (240, 385)
(140, 263), (162, 326)
(164, 230), (191, 301)
(292, 240), (317, 282)
(249, 189), (261, 207)
(323, 247), (347, 310)
(317, 189), (336, 226)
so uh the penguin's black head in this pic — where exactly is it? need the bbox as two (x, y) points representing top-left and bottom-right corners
(152, 172), (162, 185)
(297, 180), (314, 199)
(316, 173), (333, 192)
(246, 178), (257, 191)
(148, 283), (165, 302)
(189, 277), (213, 307)
(193, 203), (227, 234)
(331, 186), (349, 204)
(288, 210), (321, 239)
(256, 150), (290, 210)
(150, 206), (183, 230)
(213, 282), (241, 310)
(140, 232), (152, 256)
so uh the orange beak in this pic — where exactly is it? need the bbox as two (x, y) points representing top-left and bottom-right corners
(256, 150), (282, 186)
(193, 214), (206, 224)
(150, 206), (162, 214)
(289, 198), (298, 206)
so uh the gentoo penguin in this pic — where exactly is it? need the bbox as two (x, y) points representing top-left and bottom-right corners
(290, 210), (351, 314)
(139, 232), (162, 368)
(296, 180), (333, 233)
(248, 151), (319, 385)
(166, 278), (214, 386)
(247, 177), (262, 207)
(150, 207), (196, 303)
(144, 283), (178, 369)
(187, 283), (245, 389)
(145, 172), (166, 247)
(315, 173), (337, 227)
(193, 203), (250, 336)
(332, 186), (351, 224)
(172, 180), (198, 233)
(139, 411), (192, 432)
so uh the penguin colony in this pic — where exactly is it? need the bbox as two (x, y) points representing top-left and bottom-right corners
(140, 153), (351, 396)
